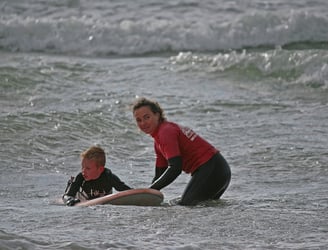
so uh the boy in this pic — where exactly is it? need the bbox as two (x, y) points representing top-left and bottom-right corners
(62, 146), (132, 206)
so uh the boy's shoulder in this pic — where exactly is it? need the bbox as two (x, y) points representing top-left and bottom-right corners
(102, 168), (113, 176)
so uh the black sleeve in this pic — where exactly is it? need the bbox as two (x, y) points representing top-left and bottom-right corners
(111, 171), (132, 191)
(63, 174), (83, 197)
(152, 167), (168, 183)
(150, 156), (182, 190)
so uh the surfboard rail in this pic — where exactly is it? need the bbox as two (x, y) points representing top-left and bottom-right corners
(75, 188), (164, 207)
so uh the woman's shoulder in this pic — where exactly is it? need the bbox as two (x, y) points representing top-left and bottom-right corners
(160, 121), (180, 130)
(158, 121), (181, 137)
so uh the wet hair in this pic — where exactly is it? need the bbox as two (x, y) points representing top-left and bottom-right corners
(81, 146), (106, 167)
(132, 97), (166, 122)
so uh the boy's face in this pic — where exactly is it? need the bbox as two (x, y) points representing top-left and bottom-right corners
(81, 158), (104, 181)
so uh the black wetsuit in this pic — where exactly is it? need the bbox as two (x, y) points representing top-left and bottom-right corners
(63, 168), (131, 203)
(151, 152), (231, 206)
(180, 152), (231, 205)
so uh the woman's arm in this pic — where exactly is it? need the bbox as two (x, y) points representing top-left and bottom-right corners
(150, 156), (182, 190)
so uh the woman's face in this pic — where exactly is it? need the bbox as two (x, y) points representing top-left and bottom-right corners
(133, 106), (160, 135)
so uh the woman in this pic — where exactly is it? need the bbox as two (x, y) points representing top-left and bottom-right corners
(132, 97), (231, 205)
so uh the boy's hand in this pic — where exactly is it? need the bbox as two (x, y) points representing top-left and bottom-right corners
(66, 197), (80, 206)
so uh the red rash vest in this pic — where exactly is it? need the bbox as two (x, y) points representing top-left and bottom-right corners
(151, 121), (218, 174)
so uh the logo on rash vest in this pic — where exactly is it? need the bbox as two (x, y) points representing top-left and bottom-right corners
(90, 189), (106, 198)
(77, 189), (108, 201)
(180, 126), (197, 141)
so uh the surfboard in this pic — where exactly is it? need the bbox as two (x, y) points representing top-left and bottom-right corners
(75, 188), (164, 207)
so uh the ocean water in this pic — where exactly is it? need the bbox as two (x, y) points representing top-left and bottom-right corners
(1, 0), (328, 249)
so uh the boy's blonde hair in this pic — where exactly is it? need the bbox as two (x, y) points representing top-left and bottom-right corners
(81, 146), (106, 167)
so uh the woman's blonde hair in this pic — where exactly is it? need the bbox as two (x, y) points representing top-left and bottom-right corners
(81, 146), (106, 167)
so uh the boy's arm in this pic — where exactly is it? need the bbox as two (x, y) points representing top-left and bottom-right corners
(62, 194), (80, 206)
(62, 174), (83, 206)
(110, 171), (132, 191)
